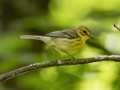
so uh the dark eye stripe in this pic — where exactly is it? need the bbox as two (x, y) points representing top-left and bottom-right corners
(83, 30), (86, 33)
(80, 32), (86, 36)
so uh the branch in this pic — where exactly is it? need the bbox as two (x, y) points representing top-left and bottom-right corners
(114, 24), (120, 31)
(0, 55), (120, 82)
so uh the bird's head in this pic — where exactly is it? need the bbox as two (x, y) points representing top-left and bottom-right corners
(75, 25), (93, 40)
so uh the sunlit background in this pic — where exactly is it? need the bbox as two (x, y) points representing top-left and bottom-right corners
(0, 0), (120, 90)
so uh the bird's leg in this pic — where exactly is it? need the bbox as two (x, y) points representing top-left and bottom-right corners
(52, 45), (75, 60)
(51, 46), (57, 60)
(61, 49), (75, 60)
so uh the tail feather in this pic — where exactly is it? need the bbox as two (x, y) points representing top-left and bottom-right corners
(20, 35), (41, 40)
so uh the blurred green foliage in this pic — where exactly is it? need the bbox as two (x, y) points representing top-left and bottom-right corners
(0, 0), (120, 90)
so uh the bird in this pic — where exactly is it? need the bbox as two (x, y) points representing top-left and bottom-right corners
(20, 25), (93, 60)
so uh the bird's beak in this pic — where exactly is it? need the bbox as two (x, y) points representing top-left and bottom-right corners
(90, 35), (94, 39)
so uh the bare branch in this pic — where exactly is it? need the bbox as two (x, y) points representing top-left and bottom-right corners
(114, 24), (120, 31)
(0, 55), (120, 82)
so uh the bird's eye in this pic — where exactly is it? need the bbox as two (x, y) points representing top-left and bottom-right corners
(83, 30), (86, 33)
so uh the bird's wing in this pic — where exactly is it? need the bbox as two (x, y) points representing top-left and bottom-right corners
(45, 29), (78, 39)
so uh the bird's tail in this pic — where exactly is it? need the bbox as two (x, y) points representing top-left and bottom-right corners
(20, 35), (51, 43)
(20, 35), (42, 40)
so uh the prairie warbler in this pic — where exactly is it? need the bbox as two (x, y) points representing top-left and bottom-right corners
(20, 25), (93, 59)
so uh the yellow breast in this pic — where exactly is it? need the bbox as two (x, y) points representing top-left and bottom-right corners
(50, 37), (86, 55)
(63, 37), (85, 54)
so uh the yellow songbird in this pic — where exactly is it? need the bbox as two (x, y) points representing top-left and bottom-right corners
(20, 25), (93, 59)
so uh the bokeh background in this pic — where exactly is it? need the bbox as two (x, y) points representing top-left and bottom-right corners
(0, 0), (120, 90)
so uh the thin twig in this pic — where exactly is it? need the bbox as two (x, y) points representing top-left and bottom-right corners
(114, 24), (120, 31)
(0, 55), (120, 82)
